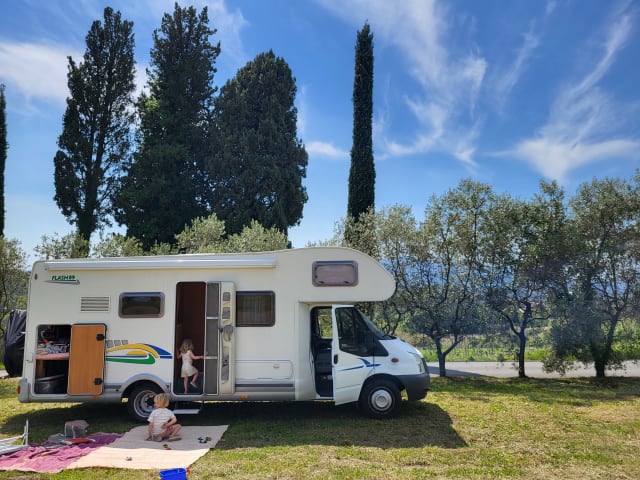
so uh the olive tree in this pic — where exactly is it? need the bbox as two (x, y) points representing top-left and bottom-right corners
(375, 205), (419, 336)
(482, 181), (569, 377)
(406, 180), (492, 376)
(546, 176), (640, 377)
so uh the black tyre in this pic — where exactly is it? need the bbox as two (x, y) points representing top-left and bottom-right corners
(127, 383), (162, 422)
(3, 344), (24, 377)
(358, 379), (402, 419)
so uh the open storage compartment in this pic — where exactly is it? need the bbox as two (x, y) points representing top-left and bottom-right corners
(34, 324), (71, 394)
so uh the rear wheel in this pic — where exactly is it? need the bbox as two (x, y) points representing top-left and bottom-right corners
(127, 383), (162, 422)
(358, 379), (401, 419)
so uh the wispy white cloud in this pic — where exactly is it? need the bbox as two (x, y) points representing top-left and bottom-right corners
(545, 0), (557, 16)
(511, 138), (638, 181)
(509, 8), (639, 182)
(0, 40), (74, 106)
(462, 56), (487, 117)
(0, 0), (248, 111)
(492, 25), (540, 112)
(317, 0), (486, 169)
(305, 141), (349, 159)
(452, 121), (481, 169)
(384, 98), (444, 156)
(200, 0), (249, 68)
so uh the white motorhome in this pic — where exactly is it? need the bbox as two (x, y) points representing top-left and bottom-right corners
(18, 247), (429, 420)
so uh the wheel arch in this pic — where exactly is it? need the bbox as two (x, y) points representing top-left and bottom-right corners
(361, 373), (404, 394)
(120, 374), (169, 400)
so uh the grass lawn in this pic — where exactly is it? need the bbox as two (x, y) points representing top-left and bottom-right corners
(0, 376), (638, 479)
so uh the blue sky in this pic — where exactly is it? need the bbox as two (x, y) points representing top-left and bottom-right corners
(1, 0), (639, 262)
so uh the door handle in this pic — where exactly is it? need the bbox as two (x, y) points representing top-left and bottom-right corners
(333, 354), (338, 364)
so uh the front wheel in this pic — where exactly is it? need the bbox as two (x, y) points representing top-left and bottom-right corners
(358, 379), (402, 419)
(127, 383), (162, 422)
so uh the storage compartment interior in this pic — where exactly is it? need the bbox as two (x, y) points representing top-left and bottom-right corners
(34, 324), (71, 393)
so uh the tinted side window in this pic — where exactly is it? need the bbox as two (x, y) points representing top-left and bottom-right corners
(312, 261), (358, 286)
(119, 293), (164, 318)
(237, 291), (275, 326)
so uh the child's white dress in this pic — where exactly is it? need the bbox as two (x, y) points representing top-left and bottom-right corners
(181, 350), (198, 378)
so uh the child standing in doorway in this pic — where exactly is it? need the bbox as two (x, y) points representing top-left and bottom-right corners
(178, 338), (204, 392)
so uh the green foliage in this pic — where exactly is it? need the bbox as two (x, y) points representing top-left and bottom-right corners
(53, 7), (136, 244)
(329, 174), (640, 377)
(223, 220), (289, 253)
(347, 22), (375, 225)
(34, 232), (89, 260)
(50, 5), (306, 256)
(482, 181), (569, 376)
(210, 50), (308, 236)
(175, 215), (288, 253)
(547, 176), (640, 377)
(0, 237), (27, 315)
(614, 319), (640, 359)
(147, 241), (176, 256)
(91, 233), (144, 257)
(407, 180), (495, 375)
(375, 205), (418, 334)
(175, 213), (226, 253)
(114, 3), (219, 249)
(79, 215), (288, 258)
(341, 207), (379, 258)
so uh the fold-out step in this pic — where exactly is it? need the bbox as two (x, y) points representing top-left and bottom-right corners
(172, 401), (203, 415)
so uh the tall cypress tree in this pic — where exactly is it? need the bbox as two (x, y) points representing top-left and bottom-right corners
(114, 3), (219, 249)
(347, 22), (375, 224)
(53, 8), (135, 250)
(0, 84), (6, 236)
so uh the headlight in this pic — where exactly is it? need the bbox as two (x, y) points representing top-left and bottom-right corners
(410, 352), (425, 373)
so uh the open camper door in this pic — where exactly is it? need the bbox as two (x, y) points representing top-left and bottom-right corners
(202, 282), (235, 395)
(68, 324), (106, 395)
(331, 306), (370, 406)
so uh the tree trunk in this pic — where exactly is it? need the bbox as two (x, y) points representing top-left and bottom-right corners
(517, 331), (527, 378)
(435, 340), (447, 377)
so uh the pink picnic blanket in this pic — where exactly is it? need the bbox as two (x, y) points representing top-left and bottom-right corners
(0, 433), (121, 473)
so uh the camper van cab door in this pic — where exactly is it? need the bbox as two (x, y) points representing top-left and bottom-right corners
(331, 306), (373, 406)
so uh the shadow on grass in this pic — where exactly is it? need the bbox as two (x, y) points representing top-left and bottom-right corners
(0, 395), (466, 450)
(194, 399), (467, 450)
(4, 376), (637, 451)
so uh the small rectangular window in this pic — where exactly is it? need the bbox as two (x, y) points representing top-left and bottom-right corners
(237, 291), (275, 326)
(119, 292), (164, 318)
(312, 260), (358, 286)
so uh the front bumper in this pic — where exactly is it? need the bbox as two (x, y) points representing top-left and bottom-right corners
(398, 371), (430, 401)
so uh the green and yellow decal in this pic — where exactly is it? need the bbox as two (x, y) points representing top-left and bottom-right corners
(105, 343), (172, 365)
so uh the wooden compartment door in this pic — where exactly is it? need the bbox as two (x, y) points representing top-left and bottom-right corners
(68, 324), (106, 395)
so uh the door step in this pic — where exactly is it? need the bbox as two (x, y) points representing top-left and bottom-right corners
(172, 401), (203, 415)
